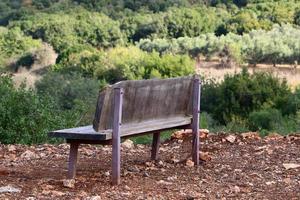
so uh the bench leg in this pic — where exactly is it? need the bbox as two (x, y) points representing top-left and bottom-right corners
(68, 142), (79, 179)
(112, 132), (121, 185)
(192, 77), (201, 166)
(112, 88), (123, 185)
(151, 132), (160, 160)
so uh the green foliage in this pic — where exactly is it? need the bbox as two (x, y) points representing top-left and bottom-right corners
(248, 108), (282, 131)
(139, 24), (300, 65)
(201, 69), (296, 124)
(0, 27), (41, 67)
(1, 0), (300, 145)
(131, 130), (174, 144)
(294, 9), (300, 26)
(11, 9), (124, 53)
(94, 46), (195, 83)
(164, 7), (221, 38)
(248, 108), (299, 134)
(0, 75), (79, 144)
(121, 13), (167, 42)
(35, 72), (101, 110)
(223, 10), (270, 34)
(54, 44), (104, 77)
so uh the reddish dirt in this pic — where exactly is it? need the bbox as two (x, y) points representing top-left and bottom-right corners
(0, 133), (300, 199)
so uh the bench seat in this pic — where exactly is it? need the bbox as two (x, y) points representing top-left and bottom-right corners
(49, 116), (192, 141)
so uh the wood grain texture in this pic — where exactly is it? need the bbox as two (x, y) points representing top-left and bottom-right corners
(151, 132), (160, 160)
(68, 142), (79, 179)
(49, 116), (191, 141)
(93, 76), (194, 132)
(192, 78), (201, 165)
(112, 88), (123, 185)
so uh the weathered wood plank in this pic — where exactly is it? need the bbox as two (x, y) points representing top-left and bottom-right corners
(112, 88), (123, 185)
(93, 76), (194, 132)
(49, 116), (191, 141)
(68, 142), (79, 179)
(192, 77), (200, 165)
(151, 132), (160, 160)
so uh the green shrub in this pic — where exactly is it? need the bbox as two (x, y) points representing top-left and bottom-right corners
(54, 44), (104, 77)
(0, 75), (79, 144)
(36, 72), (101, 110)
(248, 108), (282, 131)
(94, 46), (195, 83)
(138, 24), (300, 65)
(201, 69), (295, 124)
(0, 27), (41, 67)
(11, 9), (124, 52)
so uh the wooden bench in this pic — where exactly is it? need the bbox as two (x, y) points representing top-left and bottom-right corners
(49, 76), (201, 185)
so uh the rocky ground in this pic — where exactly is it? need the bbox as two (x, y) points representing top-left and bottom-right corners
(0, 131), (299, 200)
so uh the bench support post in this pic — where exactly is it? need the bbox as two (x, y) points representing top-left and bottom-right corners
(112, 88), (123, 185)
(68, 142), (79, 179)
(151, 132), (160, 160)
(192, 78), (201, 165)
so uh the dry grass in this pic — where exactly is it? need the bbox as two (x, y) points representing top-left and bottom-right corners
(198, 61), (300, 89)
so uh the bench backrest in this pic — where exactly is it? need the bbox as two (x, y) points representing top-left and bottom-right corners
(93, 76), (196, 131)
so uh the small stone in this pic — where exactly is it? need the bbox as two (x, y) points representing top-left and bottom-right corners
(171, 158), (180, 163)
(232, 186), (240, 193)
(137, 144), (145, 149)
(167, 176), (177, 181)
(20, 150), (39, 160)
(143, 172), (150, 177)
(265, 133), (283, 140)
(266, 181), (276, 185)
(283, 178), (292, 184)
(177, 140), (183, 144)
(241, 132), (260, 140)
(0, 185), (21, 193)
(78, 191), (88, 197)
(39, 153), (46, 158)
(225, 135), (236, 143)
(81, 148), (93, 156)
(42, 184), (54, 190)
(234, 169), (242, 173)
(186, 159), (194, 167)
(199, 129), (209, 138)
(283, 163), (300, 170)
(124, 185), (130, 190)
(157, 161), (164, 166)
(199, 151), (211, 162)
(85, 195), (101, 200)
(145, 162), (153, 167)
(157, 180), (172, 185)
(7, 145), (16, 152)
(51, 190), (65, 196)
(122, 139), (134, 149)
(63, 179), (75, 188)
(25, 197), (36, 200)
(104, 171), (110, 177)
(127, 166), (140, 173)
(171, 129), (192, 140)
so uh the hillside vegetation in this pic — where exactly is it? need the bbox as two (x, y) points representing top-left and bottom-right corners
(0, 0), (299, 144)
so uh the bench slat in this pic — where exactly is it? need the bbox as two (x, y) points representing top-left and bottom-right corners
(93, 76), (194, 131)
(49, 116), (191, 141)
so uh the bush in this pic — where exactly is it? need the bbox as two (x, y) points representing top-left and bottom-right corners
(138, 24), (300, 65)
(248, 108), (282, 131)
(54, 44), (104, 77)
(201, 69), (295, 124)
(0, 27), (41, 67)
(94, 46), (195, 83)
(11, 9), (124, 53)
(0, 75), (79, 144)
(36, 72), (101, 110)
